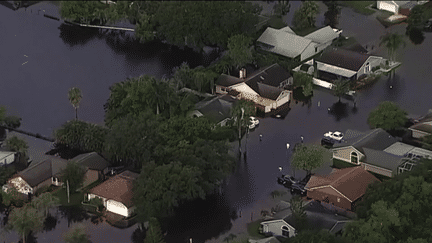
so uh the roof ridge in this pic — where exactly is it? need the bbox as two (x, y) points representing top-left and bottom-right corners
(331, 167), (359, 186)
(352, 129), (381, 146)
(245, 64), (276, 82)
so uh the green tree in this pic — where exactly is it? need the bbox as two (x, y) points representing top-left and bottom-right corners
(273, 0), (291, 17)
(291, 144), (329, 176)
(379, 33), (406, 62)
(332, 77), (350, 102)
(227, 34), (253, 69)
(421, 134), (432, 150)
(230, 99), (256, 153)
(54, 120), (89, 151)
(133, 161), (205, 220)
(289, 229), (351, 243)
(0, 166), (15, 186)
(68, 87), (82, 120)
(292, 1), (319, 30)
(0, 106), (6, 123)
(81, 123), (108, 154)
(144, 217), (166, 243)
(59, 161), (87, 193)
(1, 187), (23, 208)
(406, 5), (425, 28)
(367, 101), (408, 131)
(3, 115), (22, 129)
(63, 223), (91, 243)
(4, 135), (29, 167)
(6, 205), (45, 243)
(293, 72), (314, 97)
(31, 192), (60, 217)
(290, 195), (307, 233)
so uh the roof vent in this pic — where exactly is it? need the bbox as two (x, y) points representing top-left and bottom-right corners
(260, 76), (265, 80)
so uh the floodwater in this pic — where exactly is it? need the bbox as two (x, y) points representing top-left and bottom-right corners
(1, 1), (432, 243)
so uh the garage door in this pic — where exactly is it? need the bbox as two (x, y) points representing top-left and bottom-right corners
(379, 2), (397, 13)
(107, 200), (128, 217)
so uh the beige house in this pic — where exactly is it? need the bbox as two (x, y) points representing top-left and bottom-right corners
(69, 152), (110, 188)
(215, 64), (292, 113)
(88, 170), (139, 217)
(3, 157), (68, 195)
(0, 151), (16, 166)
(409, 110), (432, 139)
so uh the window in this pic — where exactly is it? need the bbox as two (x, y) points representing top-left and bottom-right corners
(337, 197), (340, 202)
(351, 152), (358, 163)
(365, 62), (370, 72)
(315, 47), (318, 52)
(282, 226), (289, 237)
(221, 87), (226, 92)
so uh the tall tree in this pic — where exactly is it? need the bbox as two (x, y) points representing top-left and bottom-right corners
(227, 34), (253, 69)
(230, 100), (256, 154)
(59, 161), (87, 193)
(31, 192), (60, 217)
(332, 77), (350, 102)
(63, 223), (91, 243)
(54, 120), (89, 151)
(293, 72), (314, 97)
(291, 144), (329, 177)
(367, 101), (407, 131)
(144, 217), (166, 243)
(273, 0), (291, 17)
(292, 1), (319, 30)
(68, 87), (82, 120)
(290, 195), (307, 233)
(379, 33), (406, 63)
(324, 1), (341, 28)
(4, 135), (29, 167)
(6, 205), (45, 243)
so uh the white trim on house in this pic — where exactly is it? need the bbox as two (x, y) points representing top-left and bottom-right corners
(306, 185), (353, 203)
(316, 61), (357, 78)
(332, 146), (364, 164)
(0, 151), (16, 166)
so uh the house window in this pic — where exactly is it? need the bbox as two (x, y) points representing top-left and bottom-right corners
(351, 152), (358, 163)
(282, 226), (289, 237)
(337, 197), (341, 202)
(365, 62), (370, 72)
(315, 47), (318, 52)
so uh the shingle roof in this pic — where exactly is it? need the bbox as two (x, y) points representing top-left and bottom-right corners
(304, 26), (339, 44)
(284, 201), (352, 232)
(245, 79), (283, 100)
(343, 43), (368, 54)
(18, 158), (68, 187)
(196, 96), (236, 123)
(257, 27), (313, 58)
(409, 119), (432, 134)
(89, 170), (139, 207)
(216, 74), (244, 87)
(334, 128), (398, 154)
(362, 148), (403, 173)
(316, 47), (371, 72)
(70, 152), (110, 171)
(305, 166), (380, 202)
(245, 64), (291, 88)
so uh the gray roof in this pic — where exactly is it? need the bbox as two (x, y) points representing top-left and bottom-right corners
(196, 96), (236, 123)
(304, 26), (339, 44)
(334, 128), (398, 154)
(362, 148), (403, 173)
(343, 43), (368, 54)
(245, 80), (283, 100)
(257, 27), (313, 58)
(70, 152), (110, 171)
(284, 201), (352, 233)
(316, 47), (372, 72)
(18, 158), (68, 187)
(216, 74), (244, 87)
(246, 64), (291, 88)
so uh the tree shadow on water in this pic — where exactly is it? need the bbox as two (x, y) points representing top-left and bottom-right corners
(406, 27), (425, 45)
(131, 226), (146, 243)
(43, 214), (58, 232)
(58, 206), (90, 227)
(328, 102), (350, 121)
(59, 23), (105, 47)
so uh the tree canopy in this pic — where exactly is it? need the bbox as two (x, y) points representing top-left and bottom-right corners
(6, 205), (45, 243)
(332, 77), (350, 102)
(63, 223), (92, 243)
(68, 87), (82, 120)
(292, 1), (320, 30)
(293, 72), (314, 97)
(144, 217), (166, 243)
(379, 33), (406, 62)
(227, 34), (253, 69)
(273, 0), (291, 17)
(291, 144), (330, 176)
(60, 162), (87, 193)
(31, 192), (60, 217)
(367, 101), (407, 131)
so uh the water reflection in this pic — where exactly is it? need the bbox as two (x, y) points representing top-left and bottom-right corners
(406, 27), (425, 45)
(43, 214), (59, 232)
(131, 226), (146, 243)
(328, 102), (350, 121)
(58, 205), (90, 227)
(59, 23), (104, 47)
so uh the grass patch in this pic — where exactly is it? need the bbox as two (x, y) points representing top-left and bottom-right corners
(247, 219), (266, 239)
(338, 1), (375, 15)
(332, 158), (359, 169)
(52, 188), (85, 206)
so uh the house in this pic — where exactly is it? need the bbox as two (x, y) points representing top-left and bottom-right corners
(260, 200), (352, 238)
(188, 95), (238, 127)
(314, 47), (386, 82)
(0, 150), (17, 166)
(0, 127), (6, 145)
(409, 109), (432, 138)
(304, 166), (381, 210)
(377, 1), (428, 15)
(3, 157), (68, 195)
(87, 170), (139, 217)
(215, 64), (292, 113)
(256, 26), (340, 61)
(332, 128), (432, 177)
(69, 152), (110, 188)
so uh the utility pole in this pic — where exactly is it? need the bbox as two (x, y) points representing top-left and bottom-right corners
(67, 180), (70, 204)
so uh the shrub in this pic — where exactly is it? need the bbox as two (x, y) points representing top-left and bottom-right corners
(89, 197), (104, 211)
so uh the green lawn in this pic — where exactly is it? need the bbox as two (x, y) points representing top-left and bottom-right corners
(338, 1), (376, 15)
(247, 220), (265, 239)
(52, 188), (85, 206)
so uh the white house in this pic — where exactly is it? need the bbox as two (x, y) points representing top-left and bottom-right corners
(0, 151), (16, 166)
(88, 170), (139, 217)
(256, 26), (340, 61)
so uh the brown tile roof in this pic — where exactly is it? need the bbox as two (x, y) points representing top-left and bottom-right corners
(89, 170), (139, 207)
(70, 152), (110, 171)
(305, 166), (380, 202)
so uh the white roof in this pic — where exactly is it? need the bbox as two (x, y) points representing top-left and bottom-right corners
(316, 62), (357, 78)
(279, 26), (295, 34)
(0, 151), (15, 160)
(257, 27), (313, 58)
(304, 26), (340, 44)
(384, 142), (432, 158)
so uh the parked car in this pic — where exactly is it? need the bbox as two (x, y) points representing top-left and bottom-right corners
(324, 131), (344, 142)
(248, 116), (259, 130)
(277, 174), (298, 187)
(321, 137), (336, 147)
(290, 183), (307, 196)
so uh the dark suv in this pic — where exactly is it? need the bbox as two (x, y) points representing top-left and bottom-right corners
(277, 174), (299, 187)
(290, 183), (307, 196)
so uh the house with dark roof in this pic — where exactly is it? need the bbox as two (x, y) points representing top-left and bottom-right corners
(305, 166), (381, 210)
(260, 200), (353, 238)
(188, 95), (238, 126)
(215, 64), (292, 113)
(409, 109), (432, 138)
(256, 26), (340, 61)
(69, 152), (110, 188)
(87, 170), (139, 217)
(3, 157), (68, 195)
(314, 47), (386, 82)
(332, 128), (432, 177)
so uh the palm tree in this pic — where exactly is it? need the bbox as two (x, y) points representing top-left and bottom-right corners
(332, 77), (350, 102)
(5, 136), (29, 165)
(379, 32), (406, 63)
(68, 87), (82, 120)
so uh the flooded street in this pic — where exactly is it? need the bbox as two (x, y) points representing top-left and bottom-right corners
(1, 1), (432, 243)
